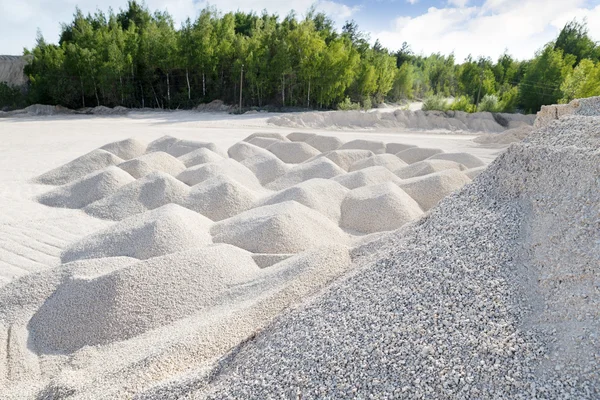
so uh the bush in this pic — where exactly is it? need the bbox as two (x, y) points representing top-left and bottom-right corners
(498, 87), (519, 113)
(0, 82), (27, 110)
(422, 95), (449, 111)
(337, 97), (361, 111)
(477, 94), (500, 112)
(449, 95), (475, 113)
(362, 97), (372, 110)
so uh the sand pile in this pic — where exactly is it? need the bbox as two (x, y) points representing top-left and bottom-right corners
(34, 149), (124, 185)
(37, 166), (135, 209)
(266, 158), (345, 190)
(332, 166), (401, 190)
(177, 159), (262, 190)
(304, 134), (343, 152)
(241, 154), (289, 185)
(386, 142), (417, 154)
(339, 139), (386, 154)
(340, 182), (423, 234)
(100, 138), (147, 160)
(465, 166), (486, 179)
(533, 96), (600, 128)
(62, 204), (212, 263)
(243, 132), (289, 142)
(84, 172), (190, 220)
(474, 125), (534, 145)
(267, 141), (320, 163)
(32, 245), (260, 352)
(198, 114), (599, 400)
(211, 201), (349, 254)
(227, 141), (271, 162)
(146, 135), (180, 153)
(183, 175), (261, 221)
(317, 149), (374, 171)
(396, 147), (444, 164)
(348, 153), (407, 172)
(428, 152), (485, 168)
(258, 179), (349, 222)
(178, 148), (224, 168)
(395, 159), (466, 179)
(286, 132), (316, 142)
(118, 152), (186, 179)
(399, 169), (472, 210)
(248, 137), (283, 148)
(164, 139), (224, 158)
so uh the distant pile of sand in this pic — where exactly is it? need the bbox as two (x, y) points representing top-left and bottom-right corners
(332, 166), (401, 190)
(318, 149), (374, 171)
(386, 142), (416, 154)
(177, 159), (262, 190)
(62, 204), (212, 263)
(399, 169), (472, 210)
(267, 141), (320, 163)
(428, 152), (485, 168)
(118, 152), (186, 179)
(243, 132), (289, 142)
(248, 137), (283, 148)
(84, 172), (190, 220)
(266, 157), (345, 190)
(349, 154), (407, 172)
(395, 159), (466, 179)
(100, 138), (147, 160)
(146, 136), (225, 158)
(340, 182), (423, 234)
(228, 142), (271, 162)
(305, 134), (343, 152)
(286, 132), (316, 142)
(339, 139), (386, 154)
(178, 148), (224, 167)
(212, 201), (349, 253)
(241, 154), (289, 185)
(37, 166), (134, 209)
(395, 147), (444, 164)
(34, 149), (124, 185)
(474, 125), (534, 145)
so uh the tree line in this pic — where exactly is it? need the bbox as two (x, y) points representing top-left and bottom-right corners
(1, 1), (599, 113)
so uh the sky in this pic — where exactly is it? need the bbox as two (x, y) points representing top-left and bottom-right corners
(1, 0), (600, 61)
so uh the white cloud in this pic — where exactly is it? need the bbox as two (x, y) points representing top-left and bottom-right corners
(407, 0), (419, 5)
(448, 0), (469, 7)
(372, 0), (600, 61)
(0, 0), (358, 55)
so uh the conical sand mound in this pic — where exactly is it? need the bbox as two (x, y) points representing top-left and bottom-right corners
(31, 244), (260, 352)
(212, 201), (349, 254)
(332, 166), (401, 190)
(178, 148), (223, 168)
(228, 141), (271, 162)
(396, 147), (444, 164)
(100, 138), (147, 160)
(319, 149), (374, 171)
(243, 132), (289, 142)
(165, 139), (224, 158)
(286, 132), (316, 142)
(84, 172), (190, 220)
(183, 175), (261, 221)
(349, 154), (408, 172)
(177, 159), (262, 190)
(118, 152), (186, 179)
(305, 134), (343, 152)
(267, 141), (321, 163)
(146, 135), (180, 153)
(266, 158), (346, 190)
(386, 142), (417, 154)
(34, 149), (124, 185)
(399, 169), (471, 210)
(395, 159), (467, 179)
(465, 166), (486, 179)
(37, 166), (135, 209)
(340, 182), (423, 234)
(62, 204), (213, 263)
(339, 139), (386, 154)
(258, 179), (349, 222)
(241, 154), (289, 185)
(427, 152), (485, 168)
(248, 137), (283, 149)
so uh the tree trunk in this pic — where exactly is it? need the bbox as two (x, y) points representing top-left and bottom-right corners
(152, 85), (160, 108)
(93, 78), (100, 107)
(119, 74), (124, 105)
(80, 75), (85, 108)
(202, 69), (206, 97)
(281, 75), (285, 107)
(166, 72), (171, 105)
(307, 78), (311, 108)
(186, 68), (191, 100)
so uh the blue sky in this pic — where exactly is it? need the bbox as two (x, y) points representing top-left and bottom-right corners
(1, 0), (600, 61)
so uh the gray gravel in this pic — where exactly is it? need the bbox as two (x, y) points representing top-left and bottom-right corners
(195, 115), (599, 399)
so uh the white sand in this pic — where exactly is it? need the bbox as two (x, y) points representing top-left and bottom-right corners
(243, 132), (289, 142)
(385, 142), (417, 154)
(177, 159), (262, 190)
(227, 141), (271, 162)
(266, 157), (346, 190)
(427, 152), (485, 168)
(178, 148), (223, 168)
(348, 153), (408, 172)
(339, 139), (386, 154)
(332, 166), (401, 190)
(395, 159), (467, 179)
(304, 134), (343, 152)
(241, 153), (289, 185)
(399, 169), (472, 210)
(266, 141), (320, 163)
(396, 147), (444, 164)
(286, 132), (316, 142)
(100, 138), (148, 160)
(247, 136), (284, 148)
(34, 149), (124, 185)
(118, 152), (186, 179)
(340, 182), (423, 234)
(317, 149), (375, 171)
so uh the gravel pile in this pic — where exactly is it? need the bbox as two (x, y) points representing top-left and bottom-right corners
(473, 125), (534, 145)
(211, 201), (349, 254)
(386, 142), (417, 154)
(84, 171), (190, 220)
(286, 132), (316, 142)
(318, 149), (375, 171)
(266, 157), (345, 190)
(395, 159), (467, 179)
(164, 140), (224, 158)
(340, 182), (423, 234)
(349, 153), (408, 172)
(227, 141), (271, 162)
(34, 149), (124, 185)
(198, 114), (600, 399)
(241, 153), (289, 185)
(62, 204), (213, 263)
(118, 152), (186, 179)
(177, 159), (262, 190)
(37, 166), (134, 209)
(247, 137), (283, 149)
(396, 147), (444, 164)
(304, 134), (343, 152)
(242, 132), (289, 142)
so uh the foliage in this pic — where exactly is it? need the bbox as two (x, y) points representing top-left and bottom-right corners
(560, 59), (600, 103)
(422, 95), (449, 112)
(477, 94), (500, 112)
(337, 96), (361, 110)
(449, 95), (475, 112)
(0, 83), (27, 110)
